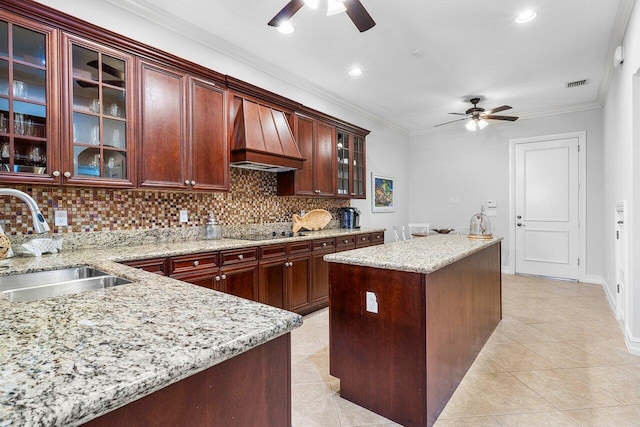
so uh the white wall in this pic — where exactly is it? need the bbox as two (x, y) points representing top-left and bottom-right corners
(408, 109), (604, 276)
(33, 0), (411, 242)
(603, 1), (640, 353)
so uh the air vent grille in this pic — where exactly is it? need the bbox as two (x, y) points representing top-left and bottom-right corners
(566, 79), (588, 88)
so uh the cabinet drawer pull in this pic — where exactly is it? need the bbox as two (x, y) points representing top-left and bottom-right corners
(238, 254), (244, 260)
(221, 274), (227, 280)
(193, 260), (199, 266)
(344, 239), (349, 244)
(361, 237), (366, 241)
(322, 242), (327, 247)
(215, 275), (221, 281)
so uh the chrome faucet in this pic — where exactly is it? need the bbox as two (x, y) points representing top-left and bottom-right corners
(0, 188), (50, 237)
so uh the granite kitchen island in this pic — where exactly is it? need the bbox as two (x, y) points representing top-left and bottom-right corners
(325, 234), (502, 427)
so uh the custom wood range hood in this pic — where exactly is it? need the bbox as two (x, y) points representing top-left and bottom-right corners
(230, 97), (305, 172)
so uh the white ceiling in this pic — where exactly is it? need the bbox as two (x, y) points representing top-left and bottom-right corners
(106, 0), (634, 135)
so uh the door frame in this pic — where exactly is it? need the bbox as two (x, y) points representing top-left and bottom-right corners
(508, 131), (586, 281)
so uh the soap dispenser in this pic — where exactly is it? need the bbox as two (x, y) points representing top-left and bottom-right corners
(202, 212), (222, 240)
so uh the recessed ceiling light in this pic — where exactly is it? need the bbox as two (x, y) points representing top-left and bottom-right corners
(348, 67), (362, 77)
(411, 48), (424, 57)
(515, 9), (537, 24)
(277, 21), (295, 34)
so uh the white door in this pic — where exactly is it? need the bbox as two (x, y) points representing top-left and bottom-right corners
(514, 138), (580, 279)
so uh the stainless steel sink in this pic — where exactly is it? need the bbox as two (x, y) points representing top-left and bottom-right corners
(0, 266), (132, 302)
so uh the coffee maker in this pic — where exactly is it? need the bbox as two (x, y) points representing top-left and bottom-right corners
(339, 207), (361, 229)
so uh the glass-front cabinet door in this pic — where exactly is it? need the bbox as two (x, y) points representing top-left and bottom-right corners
(0, 14), (58, 183)
(336, 129), (366, 199)
(61, 34), (134, 187)
(336, 130), (350, 196)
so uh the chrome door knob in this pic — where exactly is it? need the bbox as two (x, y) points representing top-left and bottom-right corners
(221, 274), (227, 280)
(190, 180), (196, 186)
(193, 260), (199, 266)
(215, 275), (221, 281)
(185, 180), (190, 185)
(52, 170), (60, 177)
(238, 254), (244, 259)
(63, 171), (71, 178)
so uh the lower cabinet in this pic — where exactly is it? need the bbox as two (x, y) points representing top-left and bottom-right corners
(120, 231), (384, 315)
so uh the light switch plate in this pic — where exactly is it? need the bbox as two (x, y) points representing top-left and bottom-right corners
(179, 210), (189, 223)
(487, 200), (497, 208)
(54, 210), (68, 227)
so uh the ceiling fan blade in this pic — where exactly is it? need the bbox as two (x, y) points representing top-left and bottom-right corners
(343, 0), (376, 32)
(268, 0), (305, 27)
(434, 117), (468, 127)
(448, 112), (468, 116)
(483, 115), (519, 121)
(484, 105), (512, 115)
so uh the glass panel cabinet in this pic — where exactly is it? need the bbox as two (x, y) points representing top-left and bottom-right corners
(63, 35), (133, 186)
(336, 129), (366, 199)
(0, 14), (57, 183)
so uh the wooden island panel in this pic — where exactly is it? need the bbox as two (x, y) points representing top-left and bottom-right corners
(329, 242), (501, 427)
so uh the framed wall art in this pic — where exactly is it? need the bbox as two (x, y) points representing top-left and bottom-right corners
(372, 173), (395, 212)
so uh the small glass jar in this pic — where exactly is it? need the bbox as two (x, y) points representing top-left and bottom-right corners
(202, 212), (222, 240)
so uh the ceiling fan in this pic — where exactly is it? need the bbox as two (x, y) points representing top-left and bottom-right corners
(435, 98), (519, 131)
(268, 0), (376, 33)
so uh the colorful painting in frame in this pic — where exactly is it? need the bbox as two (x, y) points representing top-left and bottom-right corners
(372, 173), (395, 212)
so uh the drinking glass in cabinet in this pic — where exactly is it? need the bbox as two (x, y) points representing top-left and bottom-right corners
(89, 98), (100, 113)
(0, 113), (7, 133)
(13, 80), (27, 98)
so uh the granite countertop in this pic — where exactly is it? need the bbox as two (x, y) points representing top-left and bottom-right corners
(0, 227), (382, 426)
(324, 233), (502, 274)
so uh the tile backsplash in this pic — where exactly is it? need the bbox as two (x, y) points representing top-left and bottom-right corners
(0, 168), (350, 235)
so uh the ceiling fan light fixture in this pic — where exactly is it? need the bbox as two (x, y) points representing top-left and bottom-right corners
(466, 119), (478, 131)
(327, 0), (346, 16)
(303, 0), (320, 9)
(277, 21), (295, 34)
(477, 119), (488, 129)
(515, 9), (537, 24)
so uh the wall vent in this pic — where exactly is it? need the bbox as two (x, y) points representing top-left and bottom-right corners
(566, 79), (588, 88)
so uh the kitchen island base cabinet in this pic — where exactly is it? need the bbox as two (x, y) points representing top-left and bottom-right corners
(84, 333), (291, 426)
(329, 243), (501, 427)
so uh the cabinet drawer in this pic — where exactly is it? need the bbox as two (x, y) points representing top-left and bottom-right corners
(371, 231), (385, 245)
(355, 234), (372, 248)
(121, 257), (168, 275)
(170, 252), (218, 275)
(287, 241), (311, 255)
(260, 244), (287, 260)
(221, 247), (258, 266)
(336, 235), (356, 250)
(312, 238), (336, 252)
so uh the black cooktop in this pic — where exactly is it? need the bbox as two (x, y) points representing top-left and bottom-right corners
(229, 231), (307, 241)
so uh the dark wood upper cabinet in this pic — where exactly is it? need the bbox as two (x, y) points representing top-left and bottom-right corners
(336, 129), (366, 199)
(0, 10), (59, 185)
(138, 61), (228, 191)
(60, 33), (135, 187)
(277, 113), (336, 197)
(190, 77), (228, 191)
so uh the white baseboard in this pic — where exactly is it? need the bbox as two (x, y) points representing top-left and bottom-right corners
(599, 277), (618, 317)
(625, 326), (640, 356)
(501, 265), (512, 274)
(583, 274), (605, 285)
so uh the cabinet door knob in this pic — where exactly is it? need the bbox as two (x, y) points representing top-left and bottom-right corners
(193, 260), (199, 266)
(344, 239), (349, 244)
(238, 254), (244, 259)
(361, 237), (366, 241)
(52, 170), (60, 177)
(191, 180), (196, 186)
(221, 274), (227, 280)
(63, 171), (72, 178)
(185, 180), (190, 185)
(215, 275), (221, 281)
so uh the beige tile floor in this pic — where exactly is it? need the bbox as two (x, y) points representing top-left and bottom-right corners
(291, 274), (640, 426)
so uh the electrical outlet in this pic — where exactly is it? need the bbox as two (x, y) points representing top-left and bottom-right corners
(54, 210), (68, 227)
(366, 291), (378, 313)
(179, 210), (189, 223)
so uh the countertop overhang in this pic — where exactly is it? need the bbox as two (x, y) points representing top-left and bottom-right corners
(324, 234), (502, 274)
(0, 227), (382, 426)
